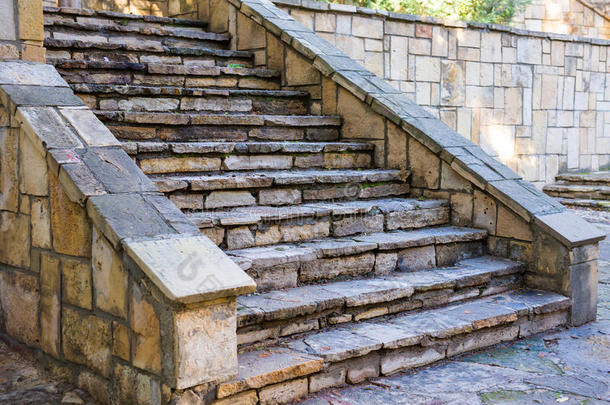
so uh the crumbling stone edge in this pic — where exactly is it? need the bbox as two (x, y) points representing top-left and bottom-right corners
(0, 60), (255, 404)
(205, 0), (605, 326)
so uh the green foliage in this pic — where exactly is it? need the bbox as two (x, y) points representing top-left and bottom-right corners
(343, 0), (531, 25)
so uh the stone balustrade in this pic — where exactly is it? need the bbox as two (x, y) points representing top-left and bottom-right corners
(0, 60), (255, 404)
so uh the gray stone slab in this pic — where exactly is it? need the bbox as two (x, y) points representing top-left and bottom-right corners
(534, 211), (606, 248)
(0, 61), (68, 86)
(1, 85), (84, 107)
(228, 244), (317, 267)
(87, 193), (176, 247)
(287, 328), (382, 362)
(16, 107), (83, 152)
(300, 239), (378, 257)
(346, 321), (423, 349)
(77, 147), (157, 194)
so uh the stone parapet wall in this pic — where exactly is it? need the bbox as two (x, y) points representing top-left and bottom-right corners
(204, 0), (603, 327)
(0, 61), (255, 404)
(272, 0), (610, 187)
(0, 0), (46, 62)
(514, 0), (610, 39)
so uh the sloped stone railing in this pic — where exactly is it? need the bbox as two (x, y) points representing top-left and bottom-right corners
(0, 61), (255, 404)
(203, 0), (605, 326)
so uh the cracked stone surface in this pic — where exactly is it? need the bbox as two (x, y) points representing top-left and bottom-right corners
(304, 207), (610, 405)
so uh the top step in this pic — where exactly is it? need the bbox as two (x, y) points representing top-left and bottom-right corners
(43, 6), (208, 29)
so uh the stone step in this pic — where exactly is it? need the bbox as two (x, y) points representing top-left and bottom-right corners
(43, 6), (208, 29)
(237, 256), (525, 346)
(188, 197), (447, 249)
(556, 197), (610, 209)
(543, 182), (610, 200)
(99, 112), (342, 142)
(216, 289), (569, 403)
(72, 85), (309, 115)
(54, 64), (281, 89)
(132, 143), (374, 176)
(151, 168), (409, 210)
(44, 20), (229, 50)
(44, 39), (254, 67)
(226, 225), (488, 291)
(555, 171), (610, 186)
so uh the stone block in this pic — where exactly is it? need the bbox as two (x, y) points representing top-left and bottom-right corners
(346, 353), (380, 383)
(352, 16), (383, 39)
(214, 390), (258, 405)
(131, 283), (162, 374)
(285, 47), (319, 86)
(0, 0), (16, 41)
(18, 0), (44, 41)
(206, 191), (256, 209)
(87, 193), (174, 248)
(409, 138), (440, 189)
(62, 307), (112, 377)
(415, 56), (440, 82)
(115, 363), (161, 405)
(473, 190), (496, 234)
(300, 253), (375, 282)
(19, 131), (48, 196)
(436, 241), (483, 267)
(0, 211), (31, 268)
(447, 324), (518, 357)
(174, 299), (238, 389)
(50, 173), (92, 257)
(375, 252), (397, 275)
(61, 257), (92, 310)
(568, 260), (598, 326)
(310, 368), (347, 394)
(517, 37), (541, 64)
(1, 85), (83, 107)
(0, 270), (40, 347)
(78, 147), (156, 193)
(248, 262), (299, 291)
(481, 32), (502, 62)
(40, 253), (60, 357)
(59, 108), (120, 147)
(59, 162), (106, 204)
(259, 189), (302, 205)
(112, 321), (130, 361)
(397, 245), (436, 271)
(0, 128), (19, 212)
(497, 205), (532, 241)
(0, 61), (66, 86)
(534, 211), (605, 249)
(227, 226), (255, 250)
(569, 244), (599, 265)
(381, 346), (445, 375)
(451, 193), (473, 226)
(92, 228), (128, 318)
(337, 87), (384, 140)
(441, 161), (471, 191)
(16, 107), (83, 152)
(258, 378), (308, 405)
(125, 234), (255, 304)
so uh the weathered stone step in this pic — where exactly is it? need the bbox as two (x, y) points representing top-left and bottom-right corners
(54, 64), (281, 90)
(216, 290), (569, 403)
(556, 197), (610, 209)
(133, 144), (373, 176)
(187, 197), (447, 249)
(43, 6), (208, 28)
(237, 256), (524, 346)
(44, 20), (229, 50)
(44, 39), (253, 67)
(226, 226), (487, 291)
(99, 112), (342, 142)
(151, 169), (409, 210)
(543, 183), (610, 200)
(555, 171), (610, 186)
(73, 85), (309, 114)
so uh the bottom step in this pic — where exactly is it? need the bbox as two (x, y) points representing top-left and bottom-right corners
(556, 197), (610, 209)
(214, 289), (569, 404)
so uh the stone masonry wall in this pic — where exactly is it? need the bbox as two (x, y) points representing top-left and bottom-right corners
(514, 0), (610, 39)
(0, 60), (255, 404)
(0, 0), (46, 62)
(273, 0), (610, 187)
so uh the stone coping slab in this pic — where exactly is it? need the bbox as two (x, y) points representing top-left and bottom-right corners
(125, 235), (256, 304)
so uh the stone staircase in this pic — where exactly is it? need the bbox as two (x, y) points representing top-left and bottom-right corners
(43, 7), (571, 404)
(544, 171), (610, 209)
